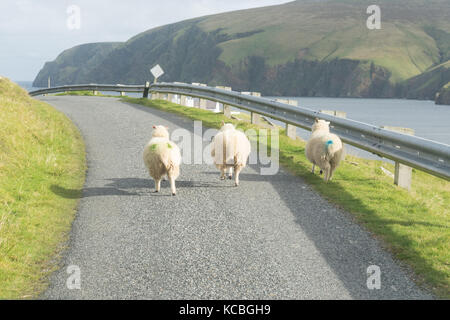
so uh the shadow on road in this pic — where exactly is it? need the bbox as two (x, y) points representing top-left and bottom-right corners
(51, 177), (233, 199)
(50, 185), (139, 198)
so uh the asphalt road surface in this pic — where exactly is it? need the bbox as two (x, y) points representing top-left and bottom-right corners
(38, 96), (432, 299)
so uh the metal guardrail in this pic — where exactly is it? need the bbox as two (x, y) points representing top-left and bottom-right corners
(29, 83), (450, 181)
(29, 84), (144, 96)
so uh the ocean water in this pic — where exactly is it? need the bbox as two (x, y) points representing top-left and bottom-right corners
(18, 81), (449, 159)
(280, 97), (450, 145)
(17, 81), (39, 92)
(264, 97), (450, 159)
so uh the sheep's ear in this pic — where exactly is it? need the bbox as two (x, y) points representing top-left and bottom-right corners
(326, 121), (330, 125)
(165, 126), (169, 130)
(152, 125), (156, 129)
(314, 118), (319, 123)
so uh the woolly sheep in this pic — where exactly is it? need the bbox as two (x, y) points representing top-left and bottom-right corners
(305, 118), (344, 182)
(210, 122), (251, 186)
(143, 125), (181, 195)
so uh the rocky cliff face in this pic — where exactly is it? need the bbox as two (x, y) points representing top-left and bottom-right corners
(33, 42), (121, 87)
(435, 83), (450, 105)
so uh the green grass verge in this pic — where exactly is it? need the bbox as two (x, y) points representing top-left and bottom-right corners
(0, 78), (86, 299)
(122, 97), (449, 298)
(55, 90), (118, 97)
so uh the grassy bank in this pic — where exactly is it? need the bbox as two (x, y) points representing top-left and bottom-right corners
(55, 90), (118, 97)
(0, 78), (86, 299)
(123, 97), (449, 298)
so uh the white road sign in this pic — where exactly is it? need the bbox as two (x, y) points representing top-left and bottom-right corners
(150, 64), (164, 79)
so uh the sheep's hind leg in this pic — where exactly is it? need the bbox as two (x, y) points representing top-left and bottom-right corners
(154, 179), (161, 193)
(328, 169), (335, 181)
(234, 165), (243, 187)
(328, 163), (338, 181)
(220, 167), (226, 180)
(227, 167), (233, 180)
(322, 163), (331, 182)
(168, 175), (176, 196)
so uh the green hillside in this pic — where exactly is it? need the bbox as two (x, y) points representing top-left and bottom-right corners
(199, 0), (446, 81)
(402, 60), (450, 100)
(33, 0), (450, 99)
(34, 42), (121, 86)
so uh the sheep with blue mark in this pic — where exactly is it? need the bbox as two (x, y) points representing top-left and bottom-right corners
(305, 118), (345, 182)
(143, 125), (181, 195)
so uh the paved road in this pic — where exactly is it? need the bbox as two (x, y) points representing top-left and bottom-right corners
(39, 96), (431, 299)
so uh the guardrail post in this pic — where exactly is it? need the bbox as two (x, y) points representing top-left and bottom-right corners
(223, 105), (231, 118)
(120, 91), (125, 97)
(192, 83), (208, 109)
(216, 86), (232, 118)
(320, 110), (347, 118)
(276, 99), (299, 139)
(382, 126), (415, 190)
(143, 82), (150, 98)
(200, 98), (207, 109)
(93, 90), (98, 96)
(242, 92), (262, 124)
(168, 93), (174, 103)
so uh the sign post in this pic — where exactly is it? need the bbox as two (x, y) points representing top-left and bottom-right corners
(143, 81), (150, 98)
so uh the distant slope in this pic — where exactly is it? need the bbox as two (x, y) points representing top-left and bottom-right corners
(436, 81), (450, 105)
(33, 0), (450, 99)
(34, 42), (121, 86)
(402, 60), (450, 100)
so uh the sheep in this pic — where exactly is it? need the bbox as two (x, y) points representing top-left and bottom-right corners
(143, 125), (181, 195)
(210, 122), (251, 186)
(305, 118), (344, 182)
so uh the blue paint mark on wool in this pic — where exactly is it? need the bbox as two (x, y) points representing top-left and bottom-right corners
(324, 140), (333, 152)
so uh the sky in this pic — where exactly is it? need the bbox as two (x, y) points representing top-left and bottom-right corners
(0, 0), (290, 81)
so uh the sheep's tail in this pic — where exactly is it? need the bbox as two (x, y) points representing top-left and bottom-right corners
(213, 131), (234, 165)
(161, 153), (180, 179)
(165, 160), (175, 173)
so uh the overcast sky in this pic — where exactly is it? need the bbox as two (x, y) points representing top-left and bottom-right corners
(0, 0), (290, 81)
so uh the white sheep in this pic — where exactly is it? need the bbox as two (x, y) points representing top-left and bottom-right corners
(305, 118), (344, 182)
(210, 122), (251, 186)
(143, 125), (181, 195)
